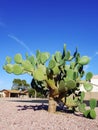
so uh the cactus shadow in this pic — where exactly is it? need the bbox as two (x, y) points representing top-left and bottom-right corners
(17, 103), (48, 111)
(17, 104), (73, 113)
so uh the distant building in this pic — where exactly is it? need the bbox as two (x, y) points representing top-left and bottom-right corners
(0, 89), (29, 98)
(91, 75), (98, 92)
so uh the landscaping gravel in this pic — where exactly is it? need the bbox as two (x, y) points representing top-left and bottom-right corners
(0, 98), (98, 130)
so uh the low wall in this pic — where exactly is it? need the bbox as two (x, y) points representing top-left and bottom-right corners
(84, 92), (98, 107)
(84, 92), (98, 100)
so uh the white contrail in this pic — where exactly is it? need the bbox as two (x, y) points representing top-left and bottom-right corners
(8, 34), (33, 55)
(0, 21), (33, 55)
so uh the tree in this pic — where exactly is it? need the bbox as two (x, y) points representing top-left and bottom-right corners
(28, 87), (46, 98)
(3, 44), (96, 118)
(12, 78), (30, 91)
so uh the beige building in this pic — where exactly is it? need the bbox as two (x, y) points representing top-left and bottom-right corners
(0, 89), (29, 98)
(91, 75), (98, 92)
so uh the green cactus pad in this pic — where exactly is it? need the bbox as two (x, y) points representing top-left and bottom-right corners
(38, 64), (46, 74)
(66, 97), (77, 107)
(78, 56), (90, 65)
(65, 80), (76, 90)
(27, 56), (36, 66)
(40, 52), (50, 64)
(25, 52), (29, 59)
(73, 71), (78, 80)
(36, 50), (40, 58)
(6, 56), (12, 64)
(90, 98), (97, 109)
(36, 50), (41, 63)
(84, 109), (90, 118)
(48, 59), (56, 69)
(3, 64), (13, 73)
(59, 80), (65, 87)
(59, 80), (68, 93)
(66, 69), (74, 80)
(68, 56), (74, 61)
(33, 67), (46, 81)
(53, 65), (60, 75)
(64, 51), (70, 60)
(86, 72), (93, 81)
(14, 53), (22, 64)
(83, 82), (93, 92)
(22, 60), (33, 72)
(59, 59), (65, 66)
(78, 103), (86, 113)
(70, 62), (75, 69)
(54, 51), (62, 63)
(13, 64), (23, 75)
(90, 109), (96, 119)
(80, 91), (85, 103)
(65, 65), (70, 70)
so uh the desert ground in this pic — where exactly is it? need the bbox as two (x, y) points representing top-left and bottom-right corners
(0, 98), (98, 130)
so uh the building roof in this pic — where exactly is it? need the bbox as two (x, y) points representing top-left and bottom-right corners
(0, 89), (28, 94)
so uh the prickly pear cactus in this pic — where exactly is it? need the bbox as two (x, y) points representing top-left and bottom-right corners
(3, 44), (96, 118)
(83, 98), (97, 119)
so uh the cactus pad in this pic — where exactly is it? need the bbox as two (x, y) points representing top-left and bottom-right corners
(6, 56), (12, 64)
(14, 53), (22, 64)
(65, 79), (76, 90)
(33, 66), (46, 81)
(90, 109), (96, 119)
(90, 98), (97, 109)
(86, 72), (93, 81)
(54, 51), (62, 63)
(3, 64), (13, 73)
(27, 56), (36, 66)
(40, 52), (50, 64)
(80, 91), (85, 103)
(48, 59), (56, 69)
(13, 64), (23, 75)
(83, 82), (93, 92)
(59, 80), (68, 93)
(53, 65), (60, 75)
(78, 56), (90, 65)
(22, 60), (33, 72)
(78, 103), (86, 113)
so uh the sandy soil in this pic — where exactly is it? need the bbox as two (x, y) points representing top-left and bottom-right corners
(0, 98), (98, 130)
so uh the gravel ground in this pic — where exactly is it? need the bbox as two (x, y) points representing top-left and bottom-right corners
(0, 98), (98, 130)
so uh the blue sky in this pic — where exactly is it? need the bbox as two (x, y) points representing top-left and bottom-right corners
(0, 0), (98, 90)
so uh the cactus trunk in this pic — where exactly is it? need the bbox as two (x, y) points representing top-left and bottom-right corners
(48, 96), (57, 113)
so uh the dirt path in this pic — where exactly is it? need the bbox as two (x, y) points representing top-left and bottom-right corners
(0, 98), (98, 130)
